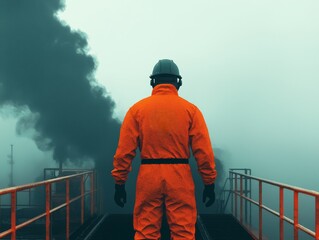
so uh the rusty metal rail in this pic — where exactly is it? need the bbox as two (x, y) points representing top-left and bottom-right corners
(230, 170), (319, 240)
(0, 170), (96, 240)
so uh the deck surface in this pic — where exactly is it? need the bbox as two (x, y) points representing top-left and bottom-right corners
(0, 212), (253, 239)
(87, 214), (253, 240)
(200, 214), (253, 240)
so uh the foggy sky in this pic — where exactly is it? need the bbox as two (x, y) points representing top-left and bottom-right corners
(0, 0), (319, 222)
(58, 0), (319, 190)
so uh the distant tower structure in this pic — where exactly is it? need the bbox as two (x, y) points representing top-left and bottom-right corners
(9, 144), (14, 187)
(59, 160), (63, 175)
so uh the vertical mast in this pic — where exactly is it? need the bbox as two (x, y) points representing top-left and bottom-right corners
(10, 144), (14, 187)
(59, 160), (62, 175)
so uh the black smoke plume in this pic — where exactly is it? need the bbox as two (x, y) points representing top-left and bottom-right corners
(0, 0), (120, 212)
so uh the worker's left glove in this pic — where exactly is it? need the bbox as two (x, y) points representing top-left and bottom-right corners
(114, 184), (126, 208)
(203, 183), (215, 207)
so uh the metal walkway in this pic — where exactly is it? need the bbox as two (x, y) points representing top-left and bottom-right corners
(78, 214), (253, 240)
(1, 168), (319, 239)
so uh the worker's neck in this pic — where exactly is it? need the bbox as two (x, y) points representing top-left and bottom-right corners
(152, 84), (178, 95)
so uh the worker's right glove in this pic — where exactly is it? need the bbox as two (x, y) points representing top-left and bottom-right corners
(203, 183), (215, 207)
(114, 184), (126, 208)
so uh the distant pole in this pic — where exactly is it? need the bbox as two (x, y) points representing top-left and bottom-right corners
(9, 144), (14, 187)
(59, 160), (62, 175)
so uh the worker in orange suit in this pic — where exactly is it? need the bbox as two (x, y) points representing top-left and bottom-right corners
(111, 59), (217, 240)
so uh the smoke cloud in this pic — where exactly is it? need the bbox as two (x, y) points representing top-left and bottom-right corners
(0, 0), (227, 215)
(0, 0), (120, 211)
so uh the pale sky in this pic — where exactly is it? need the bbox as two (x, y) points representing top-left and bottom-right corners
(1, 0), (319, 191)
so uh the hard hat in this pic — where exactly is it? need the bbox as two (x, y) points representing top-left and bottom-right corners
(149, 59), (182, 80)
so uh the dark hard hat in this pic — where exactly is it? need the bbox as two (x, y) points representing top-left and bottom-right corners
(150, 59), (182, 79)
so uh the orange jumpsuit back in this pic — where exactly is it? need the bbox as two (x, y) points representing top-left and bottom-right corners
(111, 84), (217, 240)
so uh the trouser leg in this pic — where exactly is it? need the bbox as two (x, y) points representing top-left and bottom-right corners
(165, 166), (197, 240)
(134, 167), (164, 240)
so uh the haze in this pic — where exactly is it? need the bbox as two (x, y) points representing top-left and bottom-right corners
(0, 0), (318, 200)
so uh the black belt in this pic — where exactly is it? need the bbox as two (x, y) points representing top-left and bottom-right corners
(141, 158), (189, 164)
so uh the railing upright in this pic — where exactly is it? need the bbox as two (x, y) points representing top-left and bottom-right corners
(279, 187), (284, 240)
(0, 170), (97, 240)
(45, 183), (51, 240)
(244, 169), (247, 223)
(258, 181), (262, 240)
(11, 191), (17, 240)
(240, 175), (243, 224)
(316, 196), (319, 240)
(66, 179), (70, 240)
(235, 174), (238, 218)
(229, 170), (319, 240)
(90, 173), (94, 217)
(294, 191), (299, 240)
(81, 175), (85, 225)
(230, 171), (233, 215)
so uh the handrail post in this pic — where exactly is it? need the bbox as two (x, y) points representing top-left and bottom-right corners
(11, 191), (17, 240)
(279, 187), (284, 240)
(230, 171), (233, 215)
(45, 183), (51, 240)
(235, 173), (238, 219)
(81, 175), (84, 224)
(244, 169), (248, 223)
(240, 175), (243, 224)
(259, 181), (262, 240)
(66, 179), (70, 240)
(90, 173), (94, 216)
(249, 169), (252, 226)
(316, 195), (319, 240)
(294, 191), (299, 240)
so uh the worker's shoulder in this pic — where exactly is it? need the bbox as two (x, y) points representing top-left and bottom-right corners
(131, 95), (151, 106)
(177, 95), (198, 109)
(127, 96), (152, 112)
(177, 96), (206, 118)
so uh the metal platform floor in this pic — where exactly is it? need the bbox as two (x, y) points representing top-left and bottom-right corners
(200, 214), (253, 240)
(80, 214), (253, 240)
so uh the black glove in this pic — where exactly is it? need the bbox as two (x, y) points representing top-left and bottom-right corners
(203, 183), (215, 207)
(114, 184), (126, 208)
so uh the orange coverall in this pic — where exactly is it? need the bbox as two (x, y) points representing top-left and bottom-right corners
(111, 84), (217, 240)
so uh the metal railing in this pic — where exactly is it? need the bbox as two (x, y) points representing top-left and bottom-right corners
(0, 170), (96, 240)
(230, 170), (319, 240)
(218, 168), (252, 215)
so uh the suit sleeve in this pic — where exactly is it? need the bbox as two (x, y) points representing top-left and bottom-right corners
(189, 107), (217, 185)
(111, 109), (139, 185)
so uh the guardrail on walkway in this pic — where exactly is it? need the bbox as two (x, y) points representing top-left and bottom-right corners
(230, 170), (319, 240)
(0, 170), (96, 240)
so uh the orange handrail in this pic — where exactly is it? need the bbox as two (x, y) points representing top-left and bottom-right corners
(230, 170), (319, 240)
(0, 170), (96, 240)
